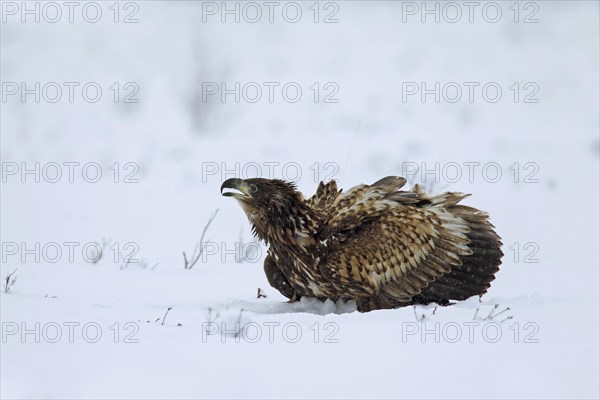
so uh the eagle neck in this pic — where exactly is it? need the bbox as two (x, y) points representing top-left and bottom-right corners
(255, 196), (319, 251)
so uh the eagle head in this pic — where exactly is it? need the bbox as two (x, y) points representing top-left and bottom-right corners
(220, 177), (317, 245)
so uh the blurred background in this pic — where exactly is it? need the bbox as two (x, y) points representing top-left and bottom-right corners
(2, 0), (598, 288)
(1, 1), (599, 398)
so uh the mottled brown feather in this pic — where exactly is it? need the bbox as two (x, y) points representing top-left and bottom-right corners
(222, 176), (503, 312)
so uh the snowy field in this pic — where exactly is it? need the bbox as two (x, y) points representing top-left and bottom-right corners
(1, 1), (599, 398)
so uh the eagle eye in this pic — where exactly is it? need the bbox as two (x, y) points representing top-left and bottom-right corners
(250, 184), (258, 193)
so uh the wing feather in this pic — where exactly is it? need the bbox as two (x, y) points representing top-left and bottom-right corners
(306, 180), (340, 210)
(316, 178), (475, 303)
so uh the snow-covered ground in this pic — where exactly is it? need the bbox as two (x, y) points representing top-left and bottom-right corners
(1, 1), (599, 398)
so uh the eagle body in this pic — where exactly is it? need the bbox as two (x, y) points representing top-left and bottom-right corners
(221, 176), (503, 312)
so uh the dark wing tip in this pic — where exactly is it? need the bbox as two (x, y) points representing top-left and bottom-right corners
(371, 176), (407, 192)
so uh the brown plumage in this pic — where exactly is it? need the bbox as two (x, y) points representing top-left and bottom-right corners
(221, 176), (503, 312)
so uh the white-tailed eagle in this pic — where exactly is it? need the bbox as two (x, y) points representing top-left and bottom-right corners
(221, 176), (502, 312)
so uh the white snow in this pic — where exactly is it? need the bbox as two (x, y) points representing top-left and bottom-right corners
(1, 1), (598, 399)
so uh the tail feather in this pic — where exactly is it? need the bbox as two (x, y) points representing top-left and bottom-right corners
(411, 205), (503, 305)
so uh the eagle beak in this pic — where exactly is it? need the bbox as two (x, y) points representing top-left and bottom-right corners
(221, 178), (253, 199)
